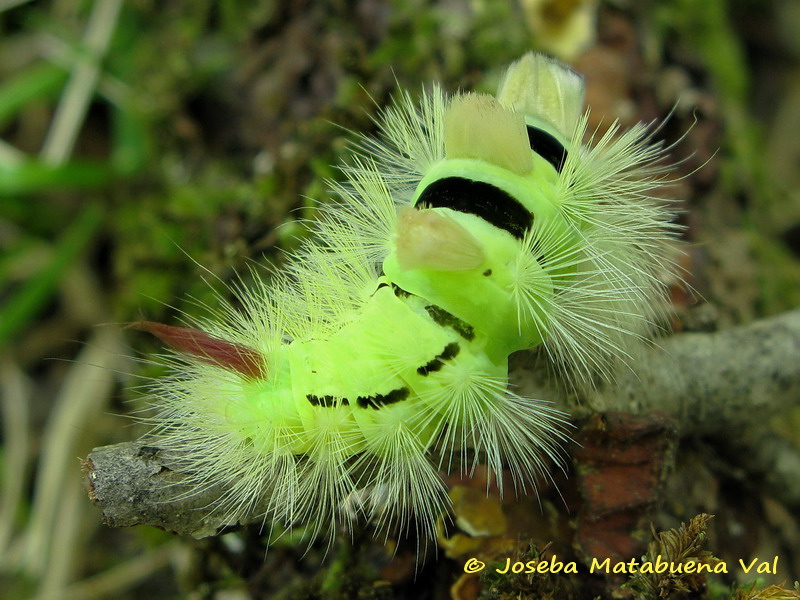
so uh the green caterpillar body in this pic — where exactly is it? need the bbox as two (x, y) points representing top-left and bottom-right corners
(141, 53), (680, 543)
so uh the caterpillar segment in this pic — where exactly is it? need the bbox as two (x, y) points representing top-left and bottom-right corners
(140, 53), (680, 544)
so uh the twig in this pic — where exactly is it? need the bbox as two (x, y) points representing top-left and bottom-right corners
(84, 309), (800, 538)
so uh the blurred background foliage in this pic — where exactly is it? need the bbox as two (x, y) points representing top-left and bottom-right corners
(0, 0), (799, 599)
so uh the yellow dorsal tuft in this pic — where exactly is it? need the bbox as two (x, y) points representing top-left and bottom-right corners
(395, 207), (485, 271)
(444, 93), (533, 176)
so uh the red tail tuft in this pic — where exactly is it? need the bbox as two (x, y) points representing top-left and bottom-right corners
(131, 321), (267, 380)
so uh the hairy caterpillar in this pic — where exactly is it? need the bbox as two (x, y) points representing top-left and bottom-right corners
(134, 53), (680, 546)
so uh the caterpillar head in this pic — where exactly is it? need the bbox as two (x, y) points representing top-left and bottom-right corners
(383, 55), (586, 362)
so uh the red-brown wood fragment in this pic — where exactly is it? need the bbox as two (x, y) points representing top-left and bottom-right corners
(132, 321), (267, 380)
(573, 412), (676, 580)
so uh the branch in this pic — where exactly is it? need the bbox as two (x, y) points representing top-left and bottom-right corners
(83, 443), (248, 539)
(516, 308), (800, 435)
(84, 309), (800, 538)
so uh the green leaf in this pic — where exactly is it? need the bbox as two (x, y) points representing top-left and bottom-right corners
(0, 203), (103, 347)
(0, 160), (113, 196)
(0, 62), (68, 129)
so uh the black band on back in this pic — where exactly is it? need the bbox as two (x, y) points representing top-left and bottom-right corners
(415, 177), (532, 239)
(526, 126), (567, 172)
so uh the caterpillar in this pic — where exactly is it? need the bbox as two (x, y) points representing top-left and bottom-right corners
(134, 53), (681, 546)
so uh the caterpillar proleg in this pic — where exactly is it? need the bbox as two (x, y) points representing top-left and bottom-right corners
(136, 53), (681, 546)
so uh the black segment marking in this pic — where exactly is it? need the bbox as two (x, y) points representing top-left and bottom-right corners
(483, 269), (492, 276)
(308, 388), (411, 410)
(357, 387), (410, 410)
(425, 305), (475, 341)
(417, 342), (461, 376)
(391, 283), (410, 298)
(415, 177), (532, 239)
(440, 342), (460, 360)
(371, 281), (389, 297)
(306, 394), (349, 407)
(526, 126), (567, 173)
